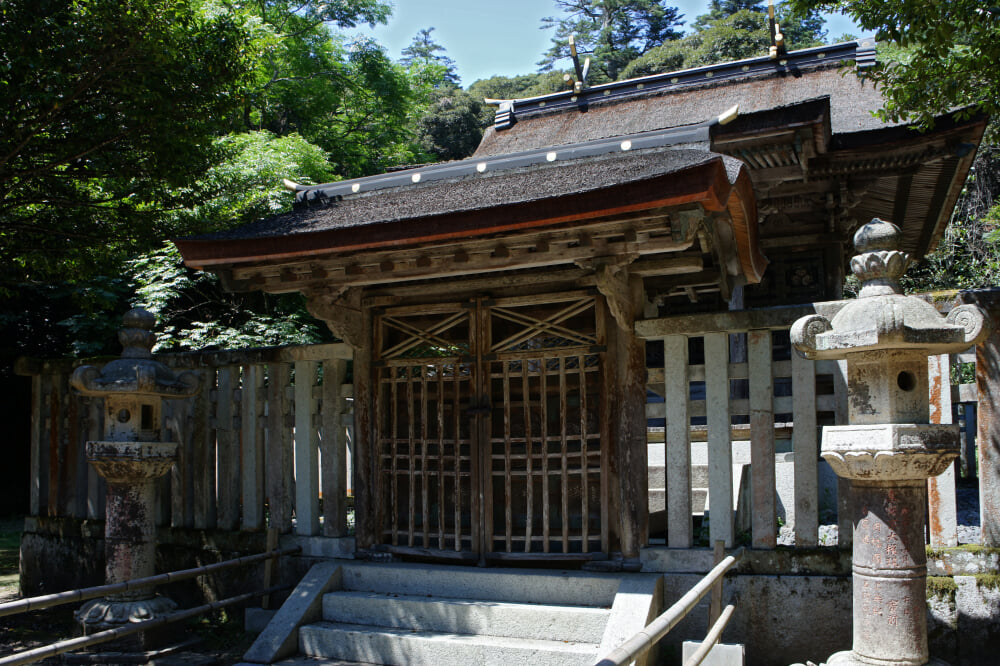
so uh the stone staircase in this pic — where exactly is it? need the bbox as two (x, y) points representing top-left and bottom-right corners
(648, 442), (753, 542)
(239, 561), (661, 666)
(648, 442), (710, 519)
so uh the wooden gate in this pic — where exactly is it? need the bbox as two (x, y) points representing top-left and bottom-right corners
(373, 292), (607, 561)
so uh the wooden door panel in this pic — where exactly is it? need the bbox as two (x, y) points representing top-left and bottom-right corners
(373, 293), (606, 560)
(486, 351), (603, 554)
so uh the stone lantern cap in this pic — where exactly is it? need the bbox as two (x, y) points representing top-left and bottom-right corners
(70, 308), (199, 398)
(791, 219), (989, 360)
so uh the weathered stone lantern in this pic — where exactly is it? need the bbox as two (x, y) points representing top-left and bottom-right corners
(69, 308), (199, 634)
(791, 219), (989, 666)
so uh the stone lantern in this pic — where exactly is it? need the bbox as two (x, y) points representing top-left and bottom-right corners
(69, 308), (199, 635)
(791, 219), (989, 666)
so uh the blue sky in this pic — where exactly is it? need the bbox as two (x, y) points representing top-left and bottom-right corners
(358, 1), (863, 85)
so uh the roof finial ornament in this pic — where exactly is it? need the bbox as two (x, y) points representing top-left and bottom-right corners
(567, 35), (590, 94)
(768, 0), (786, 59)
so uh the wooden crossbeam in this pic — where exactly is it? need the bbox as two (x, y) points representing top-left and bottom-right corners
(490, 298), (596, 351)
(380, 311), (469, 359)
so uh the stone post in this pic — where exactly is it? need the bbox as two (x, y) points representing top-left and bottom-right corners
(956, 288), (1000, 546)
(69, 309), (198, 636)
(791, 219), (989, 666)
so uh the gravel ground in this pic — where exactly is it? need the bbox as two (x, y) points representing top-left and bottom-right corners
(777, 480), (982, 547)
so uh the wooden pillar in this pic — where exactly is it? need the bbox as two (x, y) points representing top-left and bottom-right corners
(241, 365), (265, 530)
(959, 289), (1000, 546)
(29, 374), (44, 516)
(353, 305), (377, 549)
(266, 363), (291, 532)
(193, 368), (216, 530)
(216, 366), (239, 531)
(604, 273), (648, 561)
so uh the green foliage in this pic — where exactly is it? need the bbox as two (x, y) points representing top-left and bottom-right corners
(1, 129), (337, 360)
(168, 130), (336, 233)
(788, 1), (1000, 130)
(233, 1), (421, 177)
(618, 42), (686, 78)
(692, 0), (826, 47)
(413, 88), (484, 162)
(402, 27), (460, 87)
(0, 0), (253, 285)
(901, 146), (1000, 293)
(129, 244), (331, 352)
(620, 3), (825, 77)
(0, 1), (423, 359)
(539, 0), (685, 81)
(467, 72), (571, 127)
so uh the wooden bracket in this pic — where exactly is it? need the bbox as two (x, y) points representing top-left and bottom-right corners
(595, 263), (634, 332)
(306, 287), (364, 348)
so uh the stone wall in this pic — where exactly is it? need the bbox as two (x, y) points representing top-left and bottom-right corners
(926, 547), (1000, 666)
(20, 516), (278, 609)
(643, 546), (1000, 666)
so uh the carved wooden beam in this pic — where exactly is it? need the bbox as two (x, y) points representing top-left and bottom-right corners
(594, 261), (635, 331)
(306, 288), (364, 349)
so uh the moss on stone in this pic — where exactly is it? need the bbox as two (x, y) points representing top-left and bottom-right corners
(926, 544), (1000, 558)
(974, 573), (1000, 590)
(927, 576), (958, 600)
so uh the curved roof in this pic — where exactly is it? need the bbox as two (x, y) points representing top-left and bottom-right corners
(176, 123), (766, 289)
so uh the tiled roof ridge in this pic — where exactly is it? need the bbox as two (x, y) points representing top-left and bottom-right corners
(488, 38), (876, 131)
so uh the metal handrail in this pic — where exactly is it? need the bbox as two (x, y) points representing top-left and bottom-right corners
(0, 545), (300, 618)
(0, 584), (292, 666)
(593, 547), (744, 666)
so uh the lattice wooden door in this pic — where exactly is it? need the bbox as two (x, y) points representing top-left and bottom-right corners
(373, 292), (607, 560)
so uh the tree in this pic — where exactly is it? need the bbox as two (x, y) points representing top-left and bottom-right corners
(691, 1), (826, 52)
(467, 72), (572, 127)
(163, 130), (337, 236)
(231, 1), (421, 177)
(787, 1), (1000, 130)
(402, 27), (460, 87)
(620, 1), (825, 77)
(0, 0), (252, 286)
(128, 244), (331, 352)
(901, 147), (1000, 292)
(538, 0), (685, 81)
(690, 0), (766, 29)
(413, 89), (484, 162)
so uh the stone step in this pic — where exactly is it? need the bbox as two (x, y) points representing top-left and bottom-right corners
(238, 658), (364, 666)
(338, 561), (620, 607)
(648, 463), (709, 489)
(322, 590), (610, 644)
(648, 487), (708, 514)
(299, 621), (599, 666)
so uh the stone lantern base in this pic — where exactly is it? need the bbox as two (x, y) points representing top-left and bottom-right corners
(76, 595), (178, 628)
(74, 596), (178, 652)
